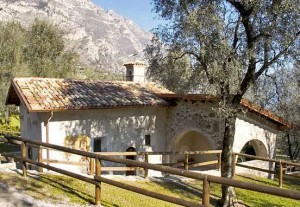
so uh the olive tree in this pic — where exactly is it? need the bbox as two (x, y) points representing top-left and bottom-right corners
(0, 19), (78, 113)
(146, 1), (300, 206)
(0, 21), (27, 112)
(24, 19), (78, 78)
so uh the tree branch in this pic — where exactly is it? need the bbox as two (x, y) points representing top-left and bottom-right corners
(232, 17), (241, 50)
(227, 1), (257, 103)
(179, 0), (190, 16)
(170, 50), (214, 84)
(255, 31), (300, 79)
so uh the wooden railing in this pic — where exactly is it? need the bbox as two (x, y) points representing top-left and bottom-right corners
(233, 152), (300, 188)
(97, 150), (221, 175)
(41, 150), (222, 176)
(2, 135), (300, 206)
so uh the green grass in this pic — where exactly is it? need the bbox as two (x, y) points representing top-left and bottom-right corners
(0, 171), (299, 207)
(208, 174), (300, 207)
(0, 114), (20, 135)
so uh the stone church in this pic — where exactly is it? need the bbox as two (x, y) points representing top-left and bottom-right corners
(6, 63), (289, 176)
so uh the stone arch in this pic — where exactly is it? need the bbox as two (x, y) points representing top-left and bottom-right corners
(173, 128), (216, 170)
(240, 139), (268, 158)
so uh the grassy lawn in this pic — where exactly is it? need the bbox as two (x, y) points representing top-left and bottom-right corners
(0, 170), (299, 207)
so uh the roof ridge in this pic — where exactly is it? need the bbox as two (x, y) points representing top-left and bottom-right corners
(12, 77), (160, 85)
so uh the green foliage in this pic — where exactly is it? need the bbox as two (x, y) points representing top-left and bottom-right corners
(0, 19), (125, 113)
(0, 114), (20, 134)
(245, 65), (300, 161)
(148, 1), (300, 204)
(78, 67), (124, 81)
(0, 19), (79, 112)
(0, 21), (27, 112)
(24, 19), (77, 78)
(147, 0), (300, 99)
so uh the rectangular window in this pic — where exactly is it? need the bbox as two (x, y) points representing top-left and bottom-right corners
(145, 135), (151, 146)
(94, 138), (101, 152)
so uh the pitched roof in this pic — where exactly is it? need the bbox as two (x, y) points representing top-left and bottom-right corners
(6, 77), (291, 129)
(6, 77), (174, 112)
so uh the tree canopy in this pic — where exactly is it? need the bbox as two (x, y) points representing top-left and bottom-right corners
(147, 1), (300, 206)
(0, 19), (78, 112)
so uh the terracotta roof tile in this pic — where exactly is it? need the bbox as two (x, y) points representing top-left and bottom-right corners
(8, 77), (174, 112)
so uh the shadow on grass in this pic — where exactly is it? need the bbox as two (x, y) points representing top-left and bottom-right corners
(149, 175), (222, 206)
(9, 169), (95, 204)
(274, 174), (300, 191)
(30, 173), (95, 204)
(238, 174), (276, 187)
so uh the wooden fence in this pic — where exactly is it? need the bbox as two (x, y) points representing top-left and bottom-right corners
(233, 152), (300, 188)
(42, 150), (222, 176)
(2, 135), (300, 206)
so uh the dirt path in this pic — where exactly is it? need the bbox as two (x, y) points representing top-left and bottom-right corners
(0, 182), (49, 207)
(0, 182), (96, 207)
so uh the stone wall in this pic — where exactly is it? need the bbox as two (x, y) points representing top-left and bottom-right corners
(166, 100), (224, 151)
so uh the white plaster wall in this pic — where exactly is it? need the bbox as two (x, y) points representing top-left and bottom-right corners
(40, 106), (167, 175)
(235, 160), (273, 178)
(132, 65), (146, 82)
(233, 115), (277, 178)
(19, 103), (43, 170)
(234, 116), (277, 159)
(20, 103), (43, 142)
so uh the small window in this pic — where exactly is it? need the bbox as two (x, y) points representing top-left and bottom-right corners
(145, 135), (151, 146)
(94, 138), (101, 152)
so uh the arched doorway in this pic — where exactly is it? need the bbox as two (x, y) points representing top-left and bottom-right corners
(175, 130), (215, 170)
(126, 147), (136, 176)
(238, 139), (268, 162)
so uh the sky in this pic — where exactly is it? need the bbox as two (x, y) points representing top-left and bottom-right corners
(92, 0), (164, 31)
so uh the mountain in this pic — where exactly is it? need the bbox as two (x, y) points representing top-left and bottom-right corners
(0, 0), (152, 72)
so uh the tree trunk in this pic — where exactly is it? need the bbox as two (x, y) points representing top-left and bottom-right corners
(220, 110), (239, 207)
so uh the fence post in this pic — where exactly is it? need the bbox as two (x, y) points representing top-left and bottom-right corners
(232, 153), (236, 177)
(184, 152), (189, 171)
(95, 159), (101, 205)
(202, 175), (210, 206)
(21, 141), (27, 177)
(144, 153), (149, 178)
(218, 152), (222, 171)
(38, 147), (43, 173)
(279, 160), (283, 188)
(90, 158), (95, 175)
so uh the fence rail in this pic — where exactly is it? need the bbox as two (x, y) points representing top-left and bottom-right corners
(2, 135), (300, 206)
(233, 152), (300, 188)
(41, 150), (222, 175)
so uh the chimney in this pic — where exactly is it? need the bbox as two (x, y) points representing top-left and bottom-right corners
(124, 62), (146, 82)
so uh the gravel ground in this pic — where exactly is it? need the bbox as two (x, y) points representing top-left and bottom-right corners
(0, 182), (99, 207)
(0, 168), (99, 207)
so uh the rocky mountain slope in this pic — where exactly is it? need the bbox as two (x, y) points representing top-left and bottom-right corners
(0, 0), (152, 72)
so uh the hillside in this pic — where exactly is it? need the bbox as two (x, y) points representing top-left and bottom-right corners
(0, 0), (152, 72)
